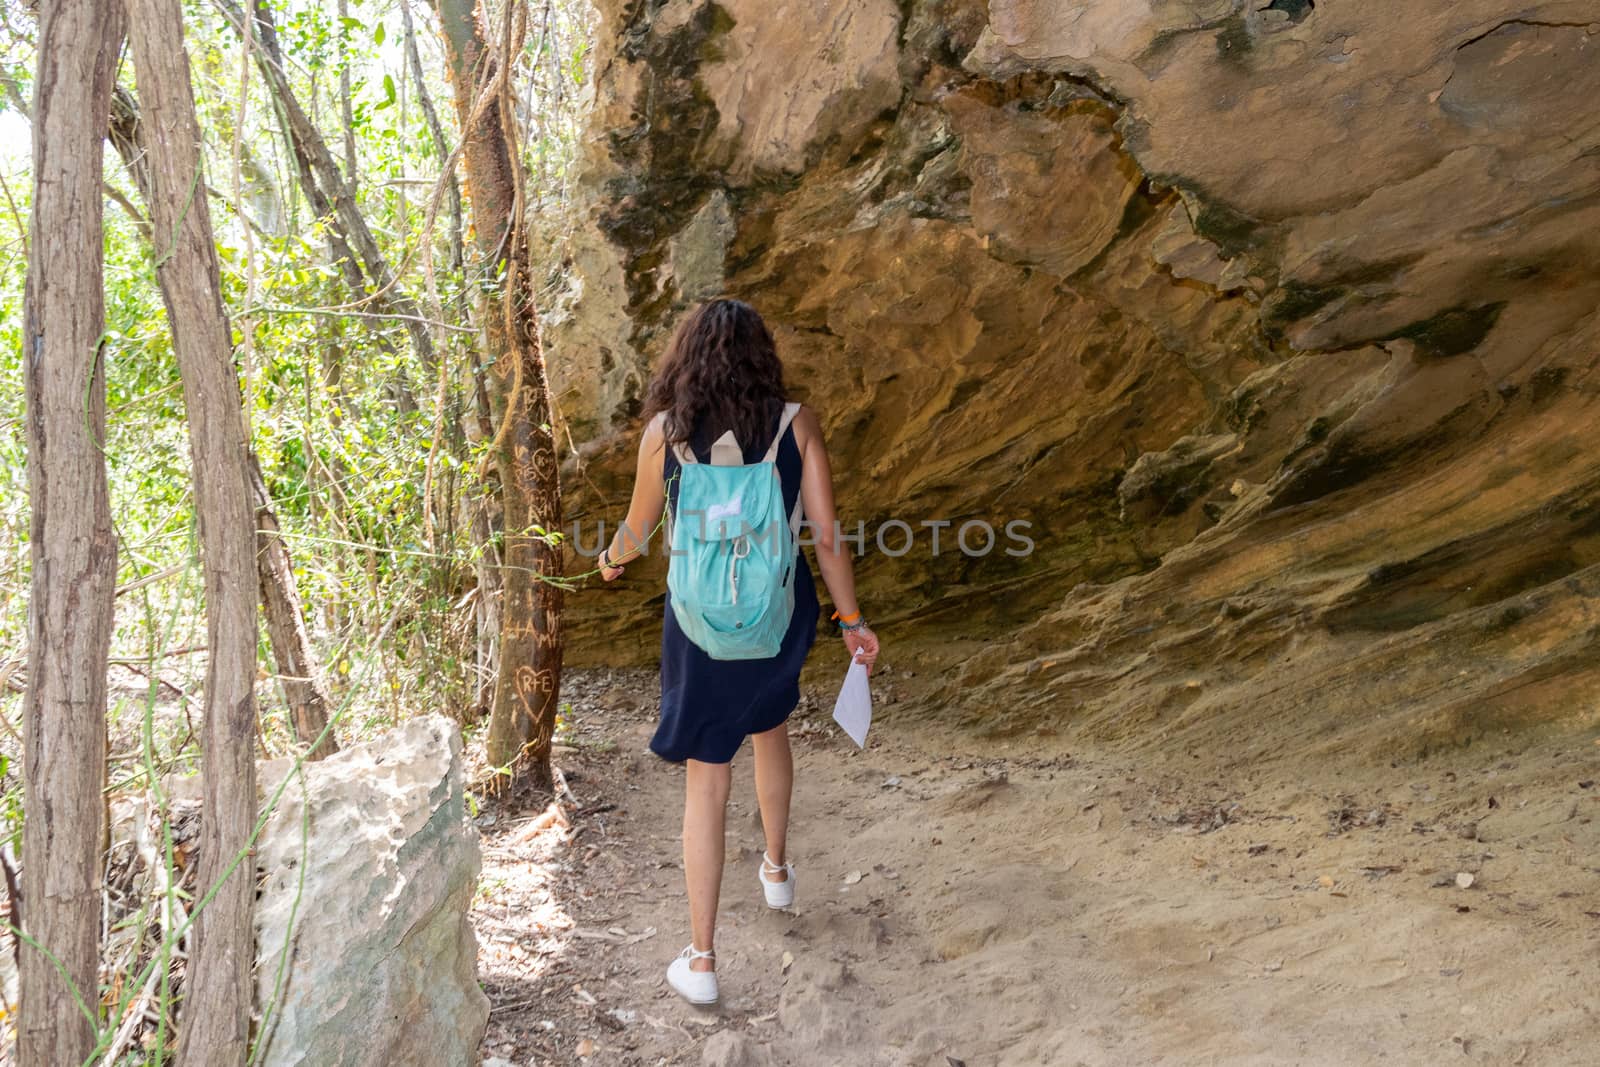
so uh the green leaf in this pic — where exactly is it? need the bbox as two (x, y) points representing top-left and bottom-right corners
(373, 22), (386, 46)
(376, 73), (397, 111)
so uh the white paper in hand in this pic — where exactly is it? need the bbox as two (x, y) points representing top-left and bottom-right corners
(831, 652), (872, 748)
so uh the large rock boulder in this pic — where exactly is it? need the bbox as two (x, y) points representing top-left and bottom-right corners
(253, 715), (487, 1066)
(548, 1), (1600, 766)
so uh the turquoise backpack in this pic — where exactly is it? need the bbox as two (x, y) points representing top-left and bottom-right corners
(666, 402), (803, 660)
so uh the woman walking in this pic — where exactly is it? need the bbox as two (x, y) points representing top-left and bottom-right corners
(598, 299), (880, 1005)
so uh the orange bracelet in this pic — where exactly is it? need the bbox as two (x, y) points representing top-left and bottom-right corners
(830, 608), (861, 624)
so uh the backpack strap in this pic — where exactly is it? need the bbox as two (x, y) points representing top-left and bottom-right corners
(787, 484), (804, 548)
(649, 412), (694, 466)
(769, 402), (805, 549)
(763, 402), (802, 464)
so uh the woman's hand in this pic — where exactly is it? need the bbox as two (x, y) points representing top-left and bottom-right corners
(599, 552), (626, 582)
(843, 625), (879, 675)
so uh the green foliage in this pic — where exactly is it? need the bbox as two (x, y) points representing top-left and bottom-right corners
(0, 0), (597, 1052)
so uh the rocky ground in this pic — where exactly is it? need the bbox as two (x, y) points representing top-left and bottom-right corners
(470, 665), (1600, 1066)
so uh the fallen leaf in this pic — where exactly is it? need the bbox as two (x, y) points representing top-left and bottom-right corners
(576, 1038), (594, 1057)
(781, 951), (794, 972)
(1317, 875), (1334, 888)
(1455, 872), (1475, 889)
(844, 870), (864, 885)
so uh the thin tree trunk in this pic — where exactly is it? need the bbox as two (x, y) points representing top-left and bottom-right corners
(430, 0), (563, 793)
(402, 0), (487, 714)
(400, 0), (466, 302)
(108, 76), (337, 761)
(252, 457), (338, 760)
(337, 0), (358, 188)
(125, 0), (259, 1059)
(410, 0), (494, 718)
(217, 0), (434, 388)
(18, 1), (123, 1061)
(465, 344), (503, 720)
(470, 500), (503, 718)
(398, 0), (480, 723)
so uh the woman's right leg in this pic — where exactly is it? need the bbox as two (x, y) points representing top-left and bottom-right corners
(683, 758), (733, 971)
(751, 722), (793, 875)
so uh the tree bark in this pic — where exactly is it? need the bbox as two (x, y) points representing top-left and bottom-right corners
(108, 77), (338, 762)
(125, 0), (260, 1059)
(429, 0), (564, 793)
(252, 457), (338, 760)
(19, 0), (124, 1061)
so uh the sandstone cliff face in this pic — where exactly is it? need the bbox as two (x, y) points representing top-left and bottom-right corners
(549, 0), (1600, 766)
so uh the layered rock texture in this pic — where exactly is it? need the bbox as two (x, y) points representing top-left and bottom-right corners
(253, 716), (488, 1066)
(551, 1), (1600, 764)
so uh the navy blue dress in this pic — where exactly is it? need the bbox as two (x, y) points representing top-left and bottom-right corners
(651, 409), (821, 764)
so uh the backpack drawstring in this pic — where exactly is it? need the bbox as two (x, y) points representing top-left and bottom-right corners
(729, 536), (750, 605)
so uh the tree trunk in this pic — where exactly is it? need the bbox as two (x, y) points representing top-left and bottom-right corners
(430, 0), (564, 793)
(470, 499), (504, 719)
(401, 0), (486, 721)
(125, 0), (260, 1059)
(217, 0), (434, 388)
(399, 0), (466, 306)
(337, 0), (358, 188)
(108, 75), (337, 762)
(19, 1), (124, 1061)
(252, 457), (338, 760)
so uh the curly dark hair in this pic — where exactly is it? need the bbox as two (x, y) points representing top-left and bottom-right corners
(642, 299), (789, 451)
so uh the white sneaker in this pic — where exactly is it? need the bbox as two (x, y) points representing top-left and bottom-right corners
(760, 852), (795, 909)
(666, 945), (718, 1005)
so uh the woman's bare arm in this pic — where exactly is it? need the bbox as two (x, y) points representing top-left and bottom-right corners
(795, 405), (880, 670)
(599, 416), (667, 579)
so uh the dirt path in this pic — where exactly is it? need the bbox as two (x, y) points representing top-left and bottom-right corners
(473, 667), (1600, 1066)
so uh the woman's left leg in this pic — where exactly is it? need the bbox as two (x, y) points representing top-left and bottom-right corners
(751, 721), (793, 872)
(682, 758), (733, 971)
